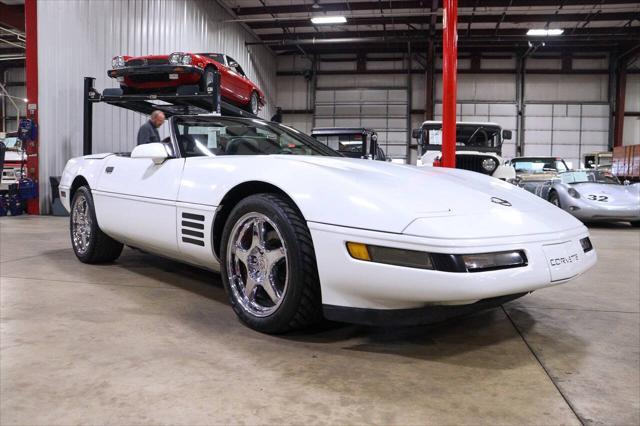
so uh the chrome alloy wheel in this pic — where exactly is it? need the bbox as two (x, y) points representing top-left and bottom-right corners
(205, 70), (214, 93)
(250, 92), (258, 114)
(226, 213), (288, 317)
(71, 194), (92, 255)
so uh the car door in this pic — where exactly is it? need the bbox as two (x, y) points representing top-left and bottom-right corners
(92, 153), (185, 258)
(210, 55), (235, 101)
(225, 55), (251, 103)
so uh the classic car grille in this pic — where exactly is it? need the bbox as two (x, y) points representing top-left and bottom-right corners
(129, 73), (171, 83)
(125, 58), (168, 66)
(456, 155), (495, 175)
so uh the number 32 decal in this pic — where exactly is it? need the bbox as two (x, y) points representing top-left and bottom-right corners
(587, 195), (608, 202)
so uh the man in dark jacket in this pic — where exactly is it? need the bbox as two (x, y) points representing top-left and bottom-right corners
(137, 110), (165, 145)
(270, 107), (283, 123)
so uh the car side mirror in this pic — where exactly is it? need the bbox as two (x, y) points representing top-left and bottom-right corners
(411, 129), (421, 140)
(131, 142), (172, 165)
(502, 130), (512, 140)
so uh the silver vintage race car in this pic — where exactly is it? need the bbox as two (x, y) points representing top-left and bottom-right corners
(525, 170), (640, 226)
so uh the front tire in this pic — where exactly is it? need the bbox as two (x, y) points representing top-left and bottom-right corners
(220, 194), (322, 333)
(70, 186), (123, 263)
(199, 67), (216, 94)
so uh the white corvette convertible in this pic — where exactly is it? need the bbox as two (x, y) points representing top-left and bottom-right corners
(60, 115), (596, 333)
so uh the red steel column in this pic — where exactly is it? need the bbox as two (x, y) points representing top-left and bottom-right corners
(441, 0), (457, 168)
(25, 0), (39, 214)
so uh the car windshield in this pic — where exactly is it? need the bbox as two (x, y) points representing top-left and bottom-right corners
(201, 53), (225, 65)
(512, 158), (568, 173)
(560, 170), (620, 185)
(2, 136), (20, 150)
(422, 124), (501, 149)
(313, 133), (365, 157)
(173, 116), (340, 158)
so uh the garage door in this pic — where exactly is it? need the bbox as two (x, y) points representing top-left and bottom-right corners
(524, 103), (609, 168)
(314, 87), (409, 162)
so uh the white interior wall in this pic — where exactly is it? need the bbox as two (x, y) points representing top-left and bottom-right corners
(278, 55), (621, 166)
(37, 0), (276, 211)
(623, 74), (640, 146)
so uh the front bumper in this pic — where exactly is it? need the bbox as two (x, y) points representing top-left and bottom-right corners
(107, 65), (203, 87)
(309, 222), (596, 314)
(324, 292), (527, 326)
(563, 201), (640, 222)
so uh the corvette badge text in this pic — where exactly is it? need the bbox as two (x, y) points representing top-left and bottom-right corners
(549, 253), (580, 266)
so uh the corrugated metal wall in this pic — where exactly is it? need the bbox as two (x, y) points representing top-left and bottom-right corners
(279, 55), (622, 167)
(37, 0), (276, 211)
(624, 73), (639, 147)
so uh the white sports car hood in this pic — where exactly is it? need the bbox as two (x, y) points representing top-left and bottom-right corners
(263, 156), (583, 238)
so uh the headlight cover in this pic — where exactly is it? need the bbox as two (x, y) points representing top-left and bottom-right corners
(112, 56), (125, 69)
(568, 188), (580, 199)
(169, 52), (183, 65)
(181, 54), (192, 65)
(482, 157), (498, 172)
(346, 242), (527, 273)
(462, 251), (527, 273)
(347, 242), (434, 270)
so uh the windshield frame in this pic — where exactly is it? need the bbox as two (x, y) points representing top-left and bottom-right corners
(170, 115), (342, 158)
(418, 123), (503, 154)
(511, 157), (569, 173)
(560, 170), (621, 185)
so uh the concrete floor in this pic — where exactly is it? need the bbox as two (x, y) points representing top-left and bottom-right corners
(1, 216), (638, 425)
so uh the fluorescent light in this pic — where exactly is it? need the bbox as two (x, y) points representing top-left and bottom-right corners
(527, 29), (564, 36)
(311, 16), (347, 25)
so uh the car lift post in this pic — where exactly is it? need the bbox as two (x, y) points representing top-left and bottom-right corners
(441, 0), (458, 168)
(83, 77), (94, 156)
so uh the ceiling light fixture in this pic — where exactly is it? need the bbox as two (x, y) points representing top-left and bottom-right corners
(311, 16), (347, 24)
(311, 0), (321, 9)
(527, 29), (564, 36)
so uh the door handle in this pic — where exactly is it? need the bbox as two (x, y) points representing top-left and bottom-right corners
(105, 166), (114, 174)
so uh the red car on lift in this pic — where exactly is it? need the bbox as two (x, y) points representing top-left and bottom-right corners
(108, 52), (265, 115)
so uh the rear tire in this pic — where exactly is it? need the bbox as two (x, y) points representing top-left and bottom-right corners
(548, 191), (561, 208)
(70, 186), (123, 263)
(220, 193), (322, 333)
(243, 91), (260, 115)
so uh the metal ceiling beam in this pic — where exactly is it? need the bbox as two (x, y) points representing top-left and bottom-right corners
(234, 0), (640, 16)
(246, 11), (639, 29)
(257, 26), (640, 41)
(272, 41), (631, 55)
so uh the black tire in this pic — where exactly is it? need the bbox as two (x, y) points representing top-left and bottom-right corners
(70, 186), (123, 264)
(548, 191), (561, 208)
(630, 221), (640, 228)
(220, 193), (322, 333)
(199, 67), (216, 94)
(243, 91), (259, 115)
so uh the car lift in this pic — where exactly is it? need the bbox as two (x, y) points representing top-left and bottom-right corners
(82, 73), (259, 155)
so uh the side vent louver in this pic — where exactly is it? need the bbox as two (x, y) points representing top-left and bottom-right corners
(181, 212), (205, 247)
